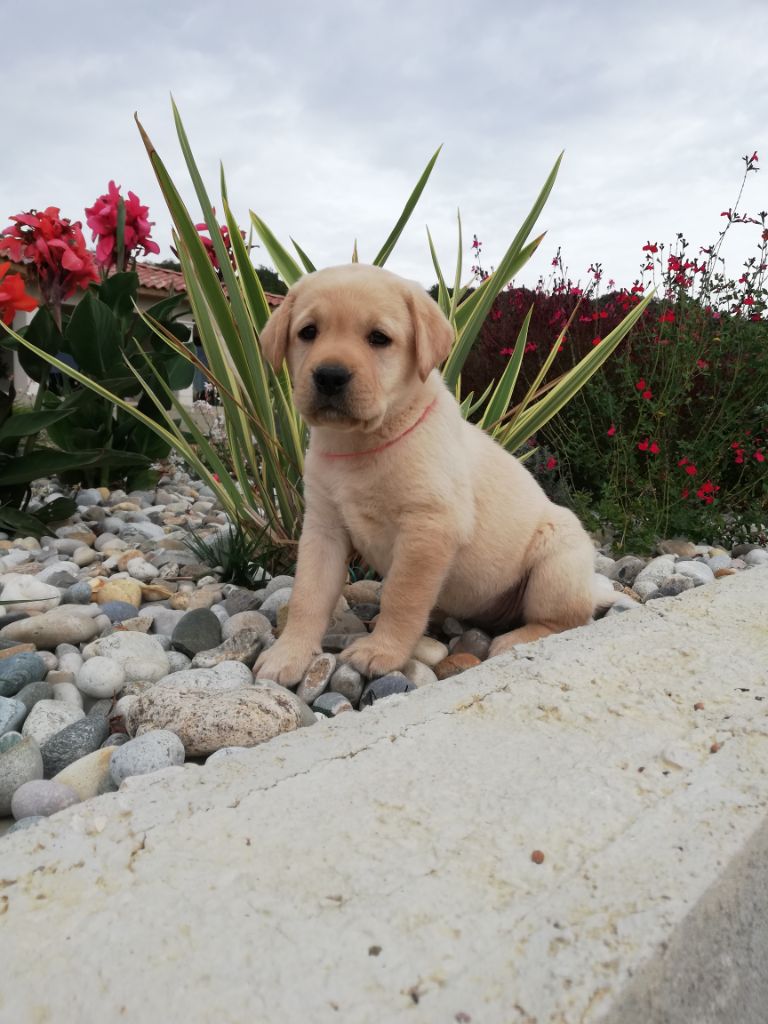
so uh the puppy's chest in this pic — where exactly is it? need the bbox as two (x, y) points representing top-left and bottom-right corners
(336, 483), (401, 572)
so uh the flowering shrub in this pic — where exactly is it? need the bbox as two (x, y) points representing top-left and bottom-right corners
(0, 208), (98, 321)
(85, 180), (160, 272)
(0, 262), (36, 325)
(462, 154), (768, 550)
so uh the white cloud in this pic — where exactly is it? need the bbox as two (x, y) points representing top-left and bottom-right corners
(4, 0), (767, 291)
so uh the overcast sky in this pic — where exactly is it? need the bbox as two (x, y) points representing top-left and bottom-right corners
(4, 1), (767, 292)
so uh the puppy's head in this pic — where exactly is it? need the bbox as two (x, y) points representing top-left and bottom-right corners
(259, 264), (454, 432)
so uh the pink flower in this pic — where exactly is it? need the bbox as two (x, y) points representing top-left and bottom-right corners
(545, 456), (557, 471)
(85, 181), (160, 270)
(607, 423), (616, 437)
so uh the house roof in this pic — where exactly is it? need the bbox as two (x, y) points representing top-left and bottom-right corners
(135, 261), (285, 306)
(7, 257), (284, 307)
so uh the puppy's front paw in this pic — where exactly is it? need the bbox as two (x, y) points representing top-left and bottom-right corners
(253, 638), (318, 687)
(339, 634), (409, 678)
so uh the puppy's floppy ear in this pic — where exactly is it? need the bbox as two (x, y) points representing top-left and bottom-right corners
(259, 292), (295, 370)
(405, 285), (455, 382)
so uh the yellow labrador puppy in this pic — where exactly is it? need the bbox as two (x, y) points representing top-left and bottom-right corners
(253, 263), (598, 685)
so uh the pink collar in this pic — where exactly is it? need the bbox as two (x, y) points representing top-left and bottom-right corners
(319, 399), (437, 460)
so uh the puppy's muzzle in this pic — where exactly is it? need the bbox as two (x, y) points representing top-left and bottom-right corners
(313, 364), (352, 398)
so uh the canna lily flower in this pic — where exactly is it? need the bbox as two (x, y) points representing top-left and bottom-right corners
(85, 181), (160, 270)
(0, 261), (37, 324)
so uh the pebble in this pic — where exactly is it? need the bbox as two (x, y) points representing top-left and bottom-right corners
(15, 680), (53, 714)
(82, 632), (170, 683)
(40, 714), (110, 777)
(171, 608), (222, 657)
(53, 747), (117, 800)
(451, 628), (491, 661)
(674, 560), (716, 586)
(313, 692), (353, 716)
(99, 600), (142, 624)
(0, 610), (100, 649)
(154, 661), (253, 692)
(402, 659), (439, 688)
(94, 578), (143, 608)
(434, 654), (482, 679)
(0, 732), (44, 815)
(109, 729), (186, 786)
(359, 672), (414, 707)
(76, 657), (126, 699)
(11, 778), (80, 819)
(412, 636), (450, 667)
(21, 700), (84, 747)
(0, 652), (47, 697)
(258, 586), (293, 618)
(221, 588), (263, 615)
(126, 686), (306, 757)
(221, 610), (272, 641)
(633, 555), (677, 600)
(654, 574), (696, 598)
(744, 549), (768, 567)
(52, 682), (84, 709)
(329, 664), (365, 706)
(6, 815), (46, 835)
(60, 581), (94, 605)
(296, 653), (336, 703)
(206, 746), (251, 765)
(657, 539), (698, 558)
(594, 552), (616, 576)
(190, 630), (263, 669)
(608, 555), (646, 586)
(0, 697), (27, 736)
(0, 573), (61, 612)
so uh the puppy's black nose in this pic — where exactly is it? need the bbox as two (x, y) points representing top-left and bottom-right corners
(313, 364), (352, 396)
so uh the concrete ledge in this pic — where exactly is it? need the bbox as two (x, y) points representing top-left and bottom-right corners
(1, 568), (767, 1022)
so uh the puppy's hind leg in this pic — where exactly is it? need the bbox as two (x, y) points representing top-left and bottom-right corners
(488, 512), (595, 658)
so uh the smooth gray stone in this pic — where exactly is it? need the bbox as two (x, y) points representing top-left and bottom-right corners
(452, 628), (491, 660)
(109, 730), (186, 786)
(11, 778), (80, 819)
(99, 600), (141, 623)
(608, 556), (647, 586)
(0, 653), (47, 698)
(360, 673), (414, 707)
(312, 692), (353, 717)
(0, 697), (26, 736)
(15, 681), (54, 715)
(328, 664), (364, 706)
(6, 814), (45, 834)
(171, 609), (222, 657)
(40, 715), (110, 777)
(0, 732), (44, 815)
(60, 581), (95, 605)
(221, 588), (263, 615)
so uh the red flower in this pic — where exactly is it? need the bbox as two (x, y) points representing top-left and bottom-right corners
(194, 217), (243, 273)
(755, 450), (765, 463)
(0, 261), (37, 325)
(85, 181), (160, 270)
(642, 242), (659, 253)
(649, 441), (660, 455)
(642, 389), (653, 401)
(592, 336), (602, 346)
(545, 456), (557, 471)
(637, 438), (649, 452)
(524, 342), (537, 354)
(0, 207), (98, 305)
(607, 423), (616, 437)
(635, 378), (647, 391)
(685, 464), (698, 476)
(659, 309), (675, 323)
(696, 480), (720, 505)
(696, 359), (709, 369)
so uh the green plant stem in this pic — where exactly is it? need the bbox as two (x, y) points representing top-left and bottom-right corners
(22, 368), (49, 456)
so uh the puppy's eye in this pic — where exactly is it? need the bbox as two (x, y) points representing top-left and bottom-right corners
(298, 324), (317, 342)
(369, 330), (391, 347)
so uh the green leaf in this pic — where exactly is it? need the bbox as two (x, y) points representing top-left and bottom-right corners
(0, 403), (82, 441)
(479, 305), (534, 429)
(64, 291), (122, 375)
(249, 212), (304, 286)
(373, 147), (442, 267)
(35, 496), (78, 525)
(291, 238), (317, 274)
(0, 448), (150, 487)
(98, 272), (139, 319)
